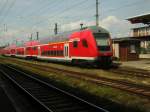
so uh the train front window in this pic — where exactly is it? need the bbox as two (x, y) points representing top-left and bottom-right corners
(93, 33), (111, 51)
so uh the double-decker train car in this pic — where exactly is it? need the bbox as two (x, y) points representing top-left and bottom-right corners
(24, 41), (40, 58)
(1, 26), (113, 66)
(3, 46), (11, 56)
(10, 45), (17, 56)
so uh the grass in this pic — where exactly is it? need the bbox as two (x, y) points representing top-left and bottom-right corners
(0, 56), (150, 112)
(3, 56), (150, 87)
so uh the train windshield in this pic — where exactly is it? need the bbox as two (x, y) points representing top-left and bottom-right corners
(93, 33), (111, 51)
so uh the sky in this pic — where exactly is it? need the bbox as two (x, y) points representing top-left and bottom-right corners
(0, 0), (150, 46)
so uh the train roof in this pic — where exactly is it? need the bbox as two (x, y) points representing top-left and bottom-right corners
(39, 26), (109, 44)
(1, 26), (109, 48)
(86, 26), (109, 33)
(24, 41), (40, 47)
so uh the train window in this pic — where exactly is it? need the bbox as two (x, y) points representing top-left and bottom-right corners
(82, 39), (88, 48)
(42, 51), (45, 55)
(53, 51), (55, 56)
(33, 47), (37, 50)
(58, 50), (63, 56)
(49, 51), (51, 56)
(59, 51), (61, 56)
(61, 50), (63, 56)
(59, 50), (62, 56)
(93, 33), (110, 46)
(73, 41), (78, 48)
(51, 51), (54, 56)
(56, 51), (58, 56)
(57, 51), (59, 56)
(42, 51), (44, 55)
(48, 51), (51, 55)
(26, 47), (30, 50)
(45, 51), (47, 55)
(54, 51), (56, 56)
(41, 51), (43, 55)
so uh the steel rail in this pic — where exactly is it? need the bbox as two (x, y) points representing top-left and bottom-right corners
(0, 64), (109, 112)
(1, 58), (150, 99)
(5, 60), (150, 100)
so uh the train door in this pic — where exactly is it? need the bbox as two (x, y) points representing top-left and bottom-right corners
(23, 48), (25, 55)
(64, 44), (69, 59)
(38, 46), (41, 56)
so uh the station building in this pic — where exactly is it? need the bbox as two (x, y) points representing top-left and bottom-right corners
(127, 13), (150, 59)
(113, 37), (140, 61)
(113, 13), (150, 61)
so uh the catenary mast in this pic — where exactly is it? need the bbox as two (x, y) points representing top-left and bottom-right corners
(96, 0), (99, 26)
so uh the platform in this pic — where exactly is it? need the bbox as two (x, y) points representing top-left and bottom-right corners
(118, 59), (150, 71)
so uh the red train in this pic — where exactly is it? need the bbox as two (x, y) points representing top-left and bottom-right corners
(0, 26), (113, 66)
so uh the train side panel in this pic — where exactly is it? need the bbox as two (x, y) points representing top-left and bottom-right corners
(69, 30), (98, 62)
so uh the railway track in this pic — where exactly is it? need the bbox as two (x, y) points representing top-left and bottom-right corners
(0, 64), (109, 112)
(2, 58), (150, 100)
(16, 62), (150, 99)
(108, 67), (150, 78)
(4, 57), (150, 78)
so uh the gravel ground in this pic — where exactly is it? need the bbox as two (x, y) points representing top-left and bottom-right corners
(0, 77), (16, 112)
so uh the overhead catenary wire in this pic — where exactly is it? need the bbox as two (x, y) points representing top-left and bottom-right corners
(0, 0), (9, 18)
(14, 0), (48, 17)
(0, 0), (16, 27)
(14, 0), (87, 27)
(6, 0), (91, 35)
(103, 0), (146, 15)
(30, 0), (90, 26)
(5, 0), (67, 28)
(26, 0), (146, 28)
(0, 0), (149, 46)
(19, 0), (64, 18)
(0, 0), (9, 30)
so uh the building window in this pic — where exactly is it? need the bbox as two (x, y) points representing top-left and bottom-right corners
(130, 45), (136, 53)
(73, 41), (78, 48)
(82, 39), (88, 48)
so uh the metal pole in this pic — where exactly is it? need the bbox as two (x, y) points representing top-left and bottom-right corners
(96, 0), (99, 26)
(6, 24), (7, 32)
(4, 24), (6, 32)
(4, 24), (7, 32)
(16, 40), (17, 45)
(30, 33), (32, 41)
(36, 32), (39, 40)
(54, 23), (58, 35)
(80, 23), (83, 30)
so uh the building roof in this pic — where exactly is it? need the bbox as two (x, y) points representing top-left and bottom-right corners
(113, 37), (140, 43)
(127, 13), (150, 24)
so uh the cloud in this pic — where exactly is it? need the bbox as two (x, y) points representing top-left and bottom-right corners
(0, 15), (133, 46)
(100, 16), (132, 38)
(61, 16), (133, 38)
